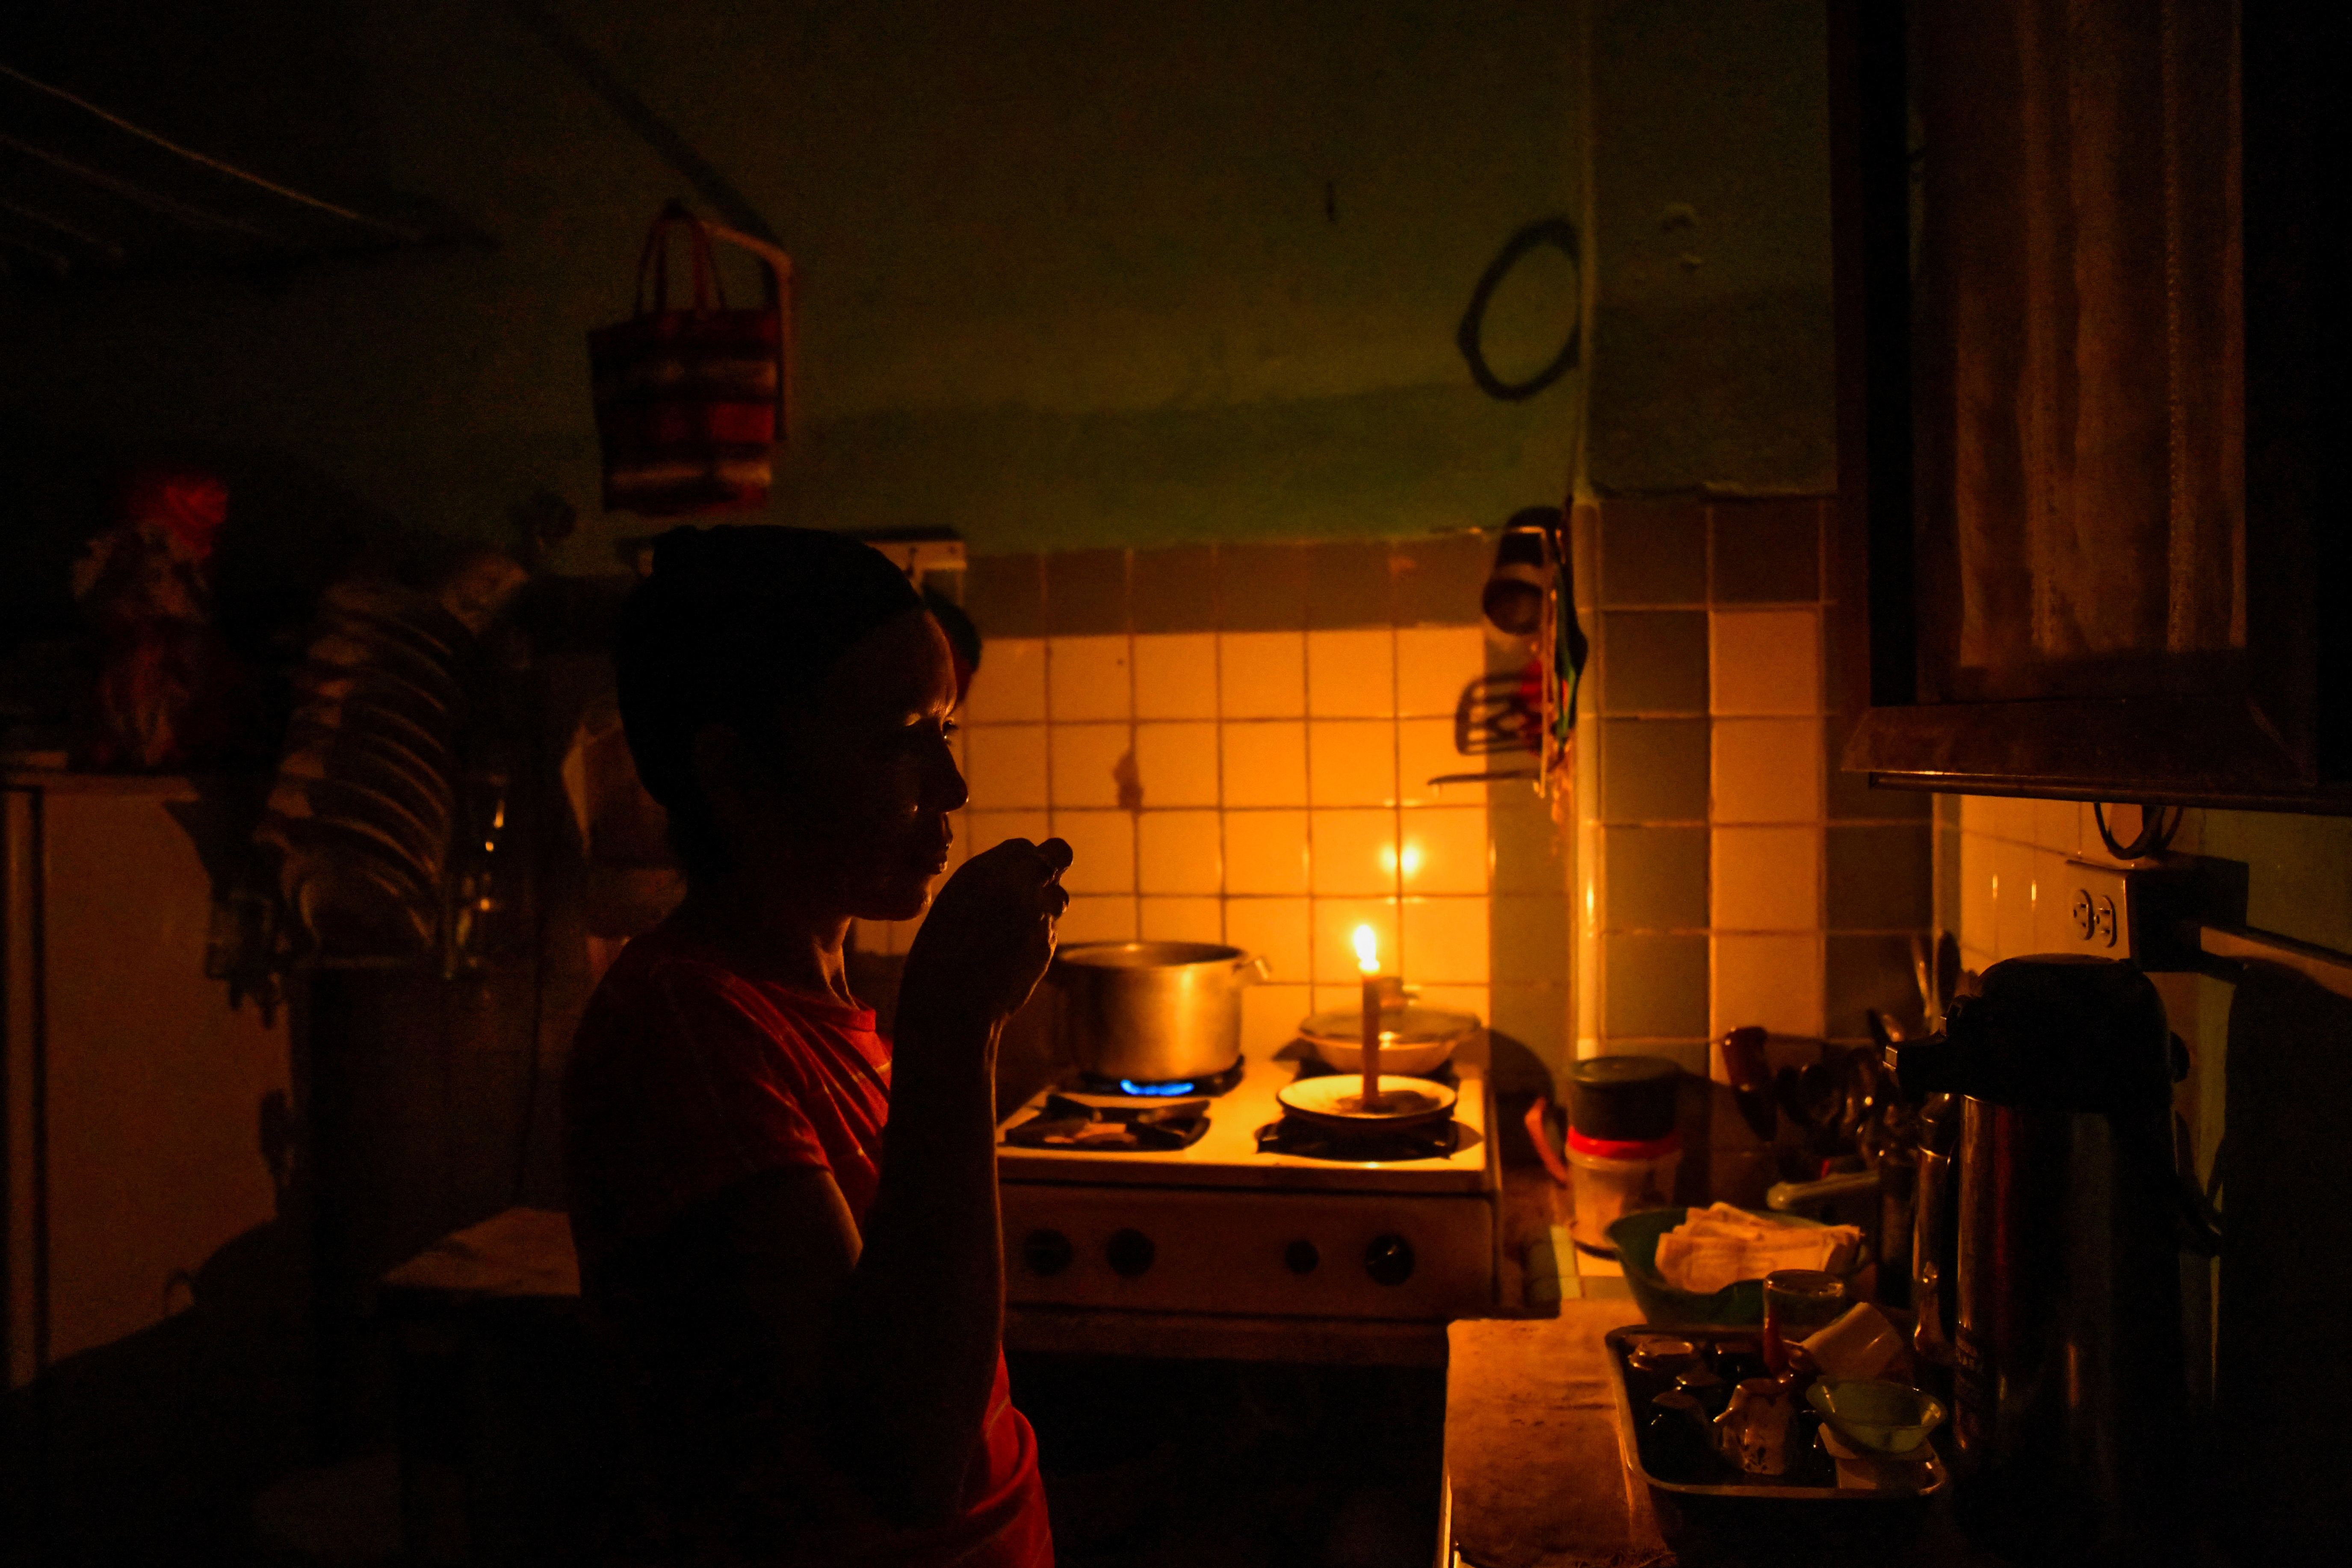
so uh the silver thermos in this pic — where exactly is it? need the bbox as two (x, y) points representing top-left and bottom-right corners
(1888, 955), (2196, 1564)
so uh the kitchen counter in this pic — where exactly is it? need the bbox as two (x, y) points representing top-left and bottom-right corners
(1450, 1165), (1667, 1567)
(1448, 1301), (1670, 1567)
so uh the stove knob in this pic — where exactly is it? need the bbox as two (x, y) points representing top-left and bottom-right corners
(1022, 1229), (1075, 1277)
(1364, 1233), (1416, 1287)
(1105, 1228), (1156, 1278)
(1283, 1240), (1320, 1275)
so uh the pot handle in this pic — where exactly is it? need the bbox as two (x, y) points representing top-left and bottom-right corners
(1235, 953), (1273, 984)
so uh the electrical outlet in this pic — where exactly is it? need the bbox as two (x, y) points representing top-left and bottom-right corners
(2059, 860), (2130, 955)
(2055, 859), (2220, 971)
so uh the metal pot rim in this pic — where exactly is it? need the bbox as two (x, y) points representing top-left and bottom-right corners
(1052, 940), (1254, 972)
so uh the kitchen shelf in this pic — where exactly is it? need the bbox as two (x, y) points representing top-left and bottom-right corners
(0, 63), (476, 283)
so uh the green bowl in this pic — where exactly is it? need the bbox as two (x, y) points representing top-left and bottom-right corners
(1807, 1378), (1945, 1455)
(1605, 1206), (1844, 1328)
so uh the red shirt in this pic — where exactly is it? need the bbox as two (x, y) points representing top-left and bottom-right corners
(564, 924), (1052, 1568)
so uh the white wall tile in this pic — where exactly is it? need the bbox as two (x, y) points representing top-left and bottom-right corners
(1221, 721), (1308, 807)
(1048, 635), (1132, 721)
(1311, 809), (1399, 897)
(1051, 809), (1135, 895)
(1050, 723), (1132, 809)
(1139, 896), (1224, 945)
(1306, 628), (1396, 718)
(1713, 718), (1823, 823)
(964, 809), (1050, 857)
(1711, 826), (1822, 930)
(2031, 848), (2090, 953)
(1133, 721), (1220, 808)
(1058, 895), (1138, 944)
(1985, 794), (2036, 843)
(1395, 626), (1487, 718)
(1415, 983), (1492, 1030)
(1399, 806), (1489, 895)
(1134, 632), (1219, 720)
(963, 637), (1045, 724)
(1242, 981), (1314, 1057)
(1958, 832), (1996, 952)
(1992, 838), (2035, 959)
(2031, 797), (2080, 856)
(1137, 810), (1223, 895)
(1403, 895), (1490, 985)
(1711, 609), (1819, 716)
(1398, 717), (1472, 806)
(1308, 720), (1398, 807)
(1219, 631), (1306, 718)
(1223, 811), (1311, 895)
(1225, 896), (1312, 982)
(1713, 933), (1824, 1037)
(962, 726), (1049, 810)
(1959, 794), (1999, 837)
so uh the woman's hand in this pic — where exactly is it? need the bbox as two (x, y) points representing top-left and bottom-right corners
(898, 836), (1072, 1036)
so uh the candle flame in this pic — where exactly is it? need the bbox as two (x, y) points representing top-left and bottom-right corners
(1353, 923), (1380, 974)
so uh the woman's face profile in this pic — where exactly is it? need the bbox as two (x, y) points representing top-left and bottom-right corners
(729, 607), (969, 922)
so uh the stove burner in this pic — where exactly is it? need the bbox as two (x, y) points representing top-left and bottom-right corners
(1075, 1058), (1246, 1099)
(1003, 1093), (1211, 1152)
(1256, 1116), (1462, 1163)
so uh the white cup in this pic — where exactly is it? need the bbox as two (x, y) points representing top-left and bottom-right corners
(1798, 1302), (1912, 1385)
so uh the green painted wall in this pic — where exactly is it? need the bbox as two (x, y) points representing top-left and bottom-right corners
(1, 0), (1588, 566)
(1584, 0), (1836, 496)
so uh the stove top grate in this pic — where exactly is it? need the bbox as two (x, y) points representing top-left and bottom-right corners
(1002, 1095), (1211, 1152)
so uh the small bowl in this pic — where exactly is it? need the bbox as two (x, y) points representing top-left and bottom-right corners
(1607, 1206), (1850, 1327)
(1297, 1006), (1478, 1077)
(1805, 1378), (1945, 1456)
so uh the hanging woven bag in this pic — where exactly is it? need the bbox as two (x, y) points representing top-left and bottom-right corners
(588, 201), (793, 517)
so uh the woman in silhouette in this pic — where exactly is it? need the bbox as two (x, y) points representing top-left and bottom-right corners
(566, 526), (1062, 1566)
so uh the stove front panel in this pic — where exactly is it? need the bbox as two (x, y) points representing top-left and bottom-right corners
(1002, 1182), (1496, 1320)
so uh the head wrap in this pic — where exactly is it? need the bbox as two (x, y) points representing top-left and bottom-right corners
(615, 525), (923, 819)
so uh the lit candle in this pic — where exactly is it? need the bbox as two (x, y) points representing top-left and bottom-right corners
(1354, 924), (1382, 1111)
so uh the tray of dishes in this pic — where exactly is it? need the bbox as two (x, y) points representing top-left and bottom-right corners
(1605, 1325), (1946, 1566)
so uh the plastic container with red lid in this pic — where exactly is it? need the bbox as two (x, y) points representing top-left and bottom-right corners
(1564, 1055), (1684, 1253)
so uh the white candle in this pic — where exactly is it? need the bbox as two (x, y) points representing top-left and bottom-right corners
(1354, 924), (1382, 1111)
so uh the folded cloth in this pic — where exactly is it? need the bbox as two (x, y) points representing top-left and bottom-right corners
(1652, 1202), (1862, 1294)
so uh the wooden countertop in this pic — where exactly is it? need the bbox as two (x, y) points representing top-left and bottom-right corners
(1448, 1301), (1672, 1567)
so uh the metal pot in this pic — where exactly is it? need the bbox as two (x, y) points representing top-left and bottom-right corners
(1049, 941), (1268, 1086)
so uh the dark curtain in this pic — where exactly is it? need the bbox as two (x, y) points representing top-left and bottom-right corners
(1912, 0), (2243, 703)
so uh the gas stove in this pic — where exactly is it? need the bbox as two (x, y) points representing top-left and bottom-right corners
(996, 1045), (1500, 1329)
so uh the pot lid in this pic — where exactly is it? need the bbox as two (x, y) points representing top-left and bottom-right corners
(1297, 1006), (1480, 1048)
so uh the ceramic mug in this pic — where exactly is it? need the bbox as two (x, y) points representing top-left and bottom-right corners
(1714, 1377), (1798, 1476)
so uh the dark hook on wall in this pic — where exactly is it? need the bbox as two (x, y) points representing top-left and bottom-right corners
(1457, 217), (1582, 402)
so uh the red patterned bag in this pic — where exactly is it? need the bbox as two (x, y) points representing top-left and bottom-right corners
(589, 202), (793, 517)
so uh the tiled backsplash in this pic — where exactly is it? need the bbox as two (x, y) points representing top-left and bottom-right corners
(855, 534), (1573, 1085)
(1575, 499), (1933, 1072)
